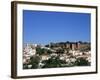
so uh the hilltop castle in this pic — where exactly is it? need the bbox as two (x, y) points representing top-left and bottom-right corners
(45, 41), (90, 51)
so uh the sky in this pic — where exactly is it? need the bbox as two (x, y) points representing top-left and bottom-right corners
(23, 10), (91, 45)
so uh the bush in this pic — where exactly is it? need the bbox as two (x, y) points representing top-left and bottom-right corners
(42, 56), (66, 68)
(75, 57), (90, 66)
(29, 55), (40, 69)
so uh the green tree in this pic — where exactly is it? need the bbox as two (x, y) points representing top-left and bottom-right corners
(36, 47), (45, 55)
(56, 48), (64, 54)
(42, 56), (66, 68)
(45, 44), (49, 47)
(75, 57), (90, 66)
(47, 49), (52, 54)
(36, 47), (52, 55)
(29, 55), (40, 69)
(23, 64), (29, 69)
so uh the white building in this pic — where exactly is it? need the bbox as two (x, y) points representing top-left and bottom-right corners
(23, 43), (37, 64)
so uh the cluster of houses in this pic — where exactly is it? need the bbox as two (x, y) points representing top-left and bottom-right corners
(23, 41), (91, 69)
(23, 44), (37, 64)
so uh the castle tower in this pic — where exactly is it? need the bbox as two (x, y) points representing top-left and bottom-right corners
(72, 44), (75, 50)
(77, 42), (80, 50)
